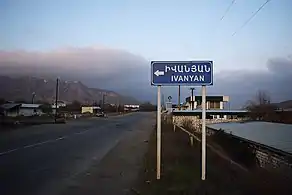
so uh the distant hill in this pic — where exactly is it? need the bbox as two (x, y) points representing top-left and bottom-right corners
(0, 76), (139, 105)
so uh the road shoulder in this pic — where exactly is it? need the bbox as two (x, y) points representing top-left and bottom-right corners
(62, 114), (155, 195)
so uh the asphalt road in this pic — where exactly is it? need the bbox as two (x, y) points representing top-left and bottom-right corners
(0, 112), (153, 195)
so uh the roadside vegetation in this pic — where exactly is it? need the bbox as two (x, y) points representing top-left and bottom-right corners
(134, 119), (292, 195)
(139, 102), (157, 111)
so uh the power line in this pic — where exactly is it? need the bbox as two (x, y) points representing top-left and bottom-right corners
(232, 0), (271, 37)
(220, 0), (236, 21)
(207, 0), (236, 57)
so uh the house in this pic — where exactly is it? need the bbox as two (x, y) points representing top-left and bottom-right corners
(0, 103), (21, 117)
(185, 95), (230, 110)
(0, 103), (43, 117)
(19, 104), (43, 116)
(185, 95), (230, 119)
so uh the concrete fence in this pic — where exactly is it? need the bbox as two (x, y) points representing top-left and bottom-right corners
(169, 114), (292, 176)
(173, 115), (243, 133)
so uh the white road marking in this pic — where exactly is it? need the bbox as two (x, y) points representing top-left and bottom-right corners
(0, 129), (90, 157)
(74, 130), (89, 135)
(0, 148), (19, 156)
(56, 136), (67, 140)
(23, 140), (55, 149)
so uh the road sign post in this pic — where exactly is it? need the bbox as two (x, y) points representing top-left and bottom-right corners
(201, 85), (206, 180)
(151, 61), (213, 180)
(157, 85), (161, 179)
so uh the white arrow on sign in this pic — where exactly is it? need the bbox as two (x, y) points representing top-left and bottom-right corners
(154, 70), (164, 76)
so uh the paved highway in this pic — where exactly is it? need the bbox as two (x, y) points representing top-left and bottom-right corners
(0, 112), (153, 195)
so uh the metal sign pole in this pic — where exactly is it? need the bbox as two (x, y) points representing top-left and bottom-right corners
(151, 61), (213, 181)
(157, 85), (162, 179)
(201, 85), (206, 180)
(178, 85), (181, 110)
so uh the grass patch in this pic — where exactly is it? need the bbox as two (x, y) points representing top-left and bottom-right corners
(210, 130), (257, 169)
(134, 121), (292, 195)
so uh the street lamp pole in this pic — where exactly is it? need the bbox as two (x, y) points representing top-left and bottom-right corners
(190, 88), (195, 110)
(116, 98), (119, 113)
(178, 85), (181, 110)
(102, 93), (106, 112)
(54, 78), (59, 123)
(32, 92), (36, 104)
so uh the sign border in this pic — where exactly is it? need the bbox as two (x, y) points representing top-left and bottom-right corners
(151, 61), (213, 86)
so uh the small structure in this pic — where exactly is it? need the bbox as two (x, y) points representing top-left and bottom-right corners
(51, 101), (67, 114)
(81, 106), (101, 114)
(124, 105), (140, 112)
(51, 100), (67, 109)
(165, 102), (173, 113)
(0, 103), (43, 117)
(172, 103), (189, 111)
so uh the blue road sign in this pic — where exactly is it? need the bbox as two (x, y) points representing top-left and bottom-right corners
(151, 61), (213, 86)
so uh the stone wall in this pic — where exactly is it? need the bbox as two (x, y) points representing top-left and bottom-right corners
(173, 115), (243, 133)
(207, 124), (292, 175)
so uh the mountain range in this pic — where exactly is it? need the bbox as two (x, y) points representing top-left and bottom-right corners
(0, 76), (139, 105)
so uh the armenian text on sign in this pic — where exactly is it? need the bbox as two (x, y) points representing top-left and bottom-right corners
(151, 61), (213, 86)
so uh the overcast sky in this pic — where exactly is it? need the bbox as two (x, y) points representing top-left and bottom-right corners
(0, 0), (292, 108)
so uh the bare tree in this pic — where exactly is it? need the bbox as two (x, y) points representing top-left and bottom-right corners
(245, 90), (276, 121)
(256, 90), (271, 105)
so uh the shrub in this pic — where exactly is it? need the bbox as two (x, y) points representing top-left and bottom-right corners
(181, 118), (194, 131)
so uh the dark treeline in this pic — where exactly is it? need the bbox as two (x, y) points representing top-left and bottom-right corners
(139, 102), (156, 112)
(245, 90), (292, 124)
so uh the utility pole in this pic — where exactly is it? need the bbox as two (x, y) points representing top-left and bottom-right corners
(178, 85), (181, 110)
(116, 98), (119, 113)
(54, 78), (59, 123)
(102, 93), (106, 112)
(190, 88), (195, 110)
(32, 92), (36, 104)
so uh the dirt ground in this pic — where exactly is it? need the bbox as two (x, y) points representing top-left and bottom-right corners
(134, 122), (292, 195)
(61, 113), (156, 195)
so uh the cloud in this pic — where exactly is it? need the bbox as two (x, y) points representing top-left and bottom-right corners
(0, 46), (145, 75)
(160, 57), (292, 108)
(267, 57), (292, 77)
(0, 47), (291, 108)
(206, 57), (292, 107)
(0, 47), (155, 101)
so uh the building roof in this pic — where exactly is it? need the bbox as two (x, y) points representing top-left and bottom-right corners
(173, 109), (249, 116)
(81, 106), (101, 109)
(173, 109), (248, 113)
(0, 103), (21, 110)
(20, 104), (42, 108)
(186, 96), (229, 102)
